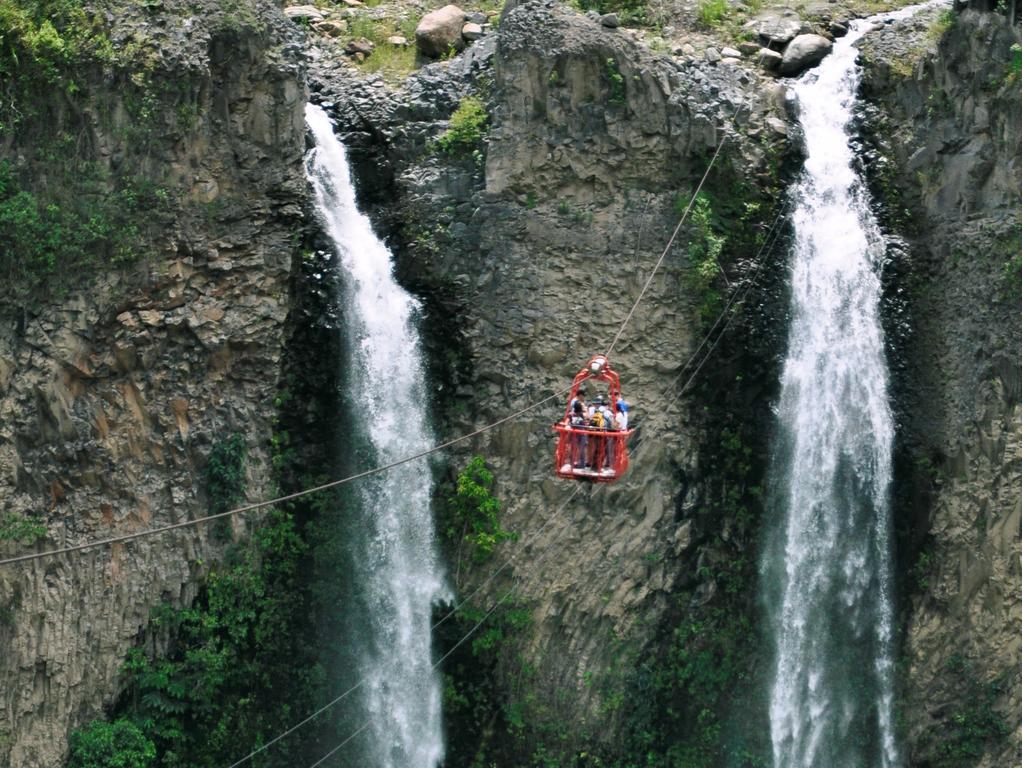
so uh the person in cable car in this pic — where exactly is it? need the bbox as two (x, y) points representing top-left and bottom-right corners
(553, 355), (635, 483)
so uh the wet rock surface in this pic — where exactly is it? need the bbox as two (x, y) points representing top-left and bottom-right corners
(778, 32), (833, 74)
(0, 1), (307, 764)
(859, 8), (1022, 766)
(310, 0), (792, 754)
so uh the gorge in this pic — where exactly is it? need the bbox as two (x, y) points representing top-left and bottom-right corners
(0, 0), (1019, 766)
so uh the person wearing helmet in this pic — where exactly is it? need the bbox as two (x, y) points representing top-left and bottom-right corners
(614, 397), (629, 431)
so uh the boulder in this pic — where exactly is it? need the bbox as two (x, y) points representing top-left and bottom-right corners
(681, 42), (696, 56)
(462, 22), (484, 40)
(466, 11), (488, 23)
(738, 40), (761, 56)
(600, 12), (620, 27)
(313, 19), (348, 36)
(415, 4), (467, 58)
(346, 36), (375, 56)
(386, 34), (409, 46)
(704, 46), (721, 63)
(829, 21), (848, 37)
(779, 33), (833, 75)
(746, 10), (803, 46)
(757, 47), (783, 71)
(721, 46), (742, 58)
(284, 4), (326, 22)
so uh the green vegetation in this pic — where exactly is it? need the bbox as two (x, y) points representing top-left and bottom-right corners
(0, 0), (116, 132)
(344, 14), (418, 81)
(443, 456), (514, 565)
(68, 504), (322, 768)
(932, 654), (1010, 765)
(926, 8), (956, 43)
(67, 719), (155, 768)
(682, 192), (728, 320)
(605, 57), (626, 105)
(0, 512), (47, 544)
(0, 160), (173, 300)
(696, 0), (729, 29)
(911, 550), (934, 592)
(434, 96), (489, 154)
(1006, 43), (1022, 87)
(205, 433), (247, 539)
(439, 592), (538, 765)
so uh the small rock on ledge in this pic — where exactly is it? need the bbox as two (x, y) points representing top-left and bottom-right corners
(462, 22), (484, 40)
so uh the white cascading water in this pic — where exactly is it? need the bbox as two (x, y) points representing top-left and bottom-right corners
(764, 5), (941, 766)
(305, 103), (447, 768)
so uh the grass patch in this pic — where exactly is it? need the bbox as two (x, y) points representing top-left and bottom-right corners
(926, 8), (956, 43)
(344, 13), (419, 81)
(696, 0), (729, 28)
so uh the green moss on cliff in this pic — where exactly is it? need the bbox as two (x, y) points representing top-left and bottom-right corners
(0, 159), (172, 301)
(0, 0), (116, 132)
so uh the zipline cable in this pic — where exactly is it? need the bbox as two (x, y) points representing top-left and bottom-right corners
(226, 484), (583, 768)
(0, 384), (576, 568)
(661, 206), (787, 400)
(0, 92), (754, 570)
(227, 207), (786, 768)
(243, 75), (781, 768)
(301, 487), (581, 768)
(294, 210), (786, 766)
(604, 101), (745, 359)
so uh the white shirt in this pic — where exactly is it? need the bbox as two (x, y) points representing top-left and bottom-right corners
(615, 410), (628, 430)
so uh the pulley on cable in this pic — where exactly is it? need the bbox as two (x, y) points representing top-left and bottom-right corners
(553, 355), (634, 482)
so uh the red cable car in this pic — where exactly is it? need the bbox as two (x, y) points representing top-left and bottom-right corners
(553, 355), (634, 482)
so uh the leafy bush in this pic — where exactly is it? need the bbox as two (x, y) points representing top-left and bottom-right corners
(206, 433), (247, 515)
(0, 0), (115, 131)
(0, 161), (172, 301)
(0, 512), (47, 544)
(605, 57), (626, 105)
(434, 96), (489, 154)
(67, 719), (155, 768)
(683, 192), (728, 319)
(77, 505), (320, 767)
(445, 456), (514, 563)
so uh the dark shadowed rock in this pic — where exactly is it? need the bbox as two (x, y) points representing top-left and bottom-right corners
(779, 33), (833, 75)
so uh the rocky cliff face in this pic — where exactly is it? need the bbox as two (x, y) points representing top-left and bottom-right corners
(310, 1), (792, 759)
(0, 2), (306, 764)
(859, 8), (1022, 765)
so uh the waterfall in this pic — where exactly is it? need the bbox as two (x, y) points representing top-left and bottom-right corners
(304, 104), (447, 768)
(763, 5), (940, 766)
